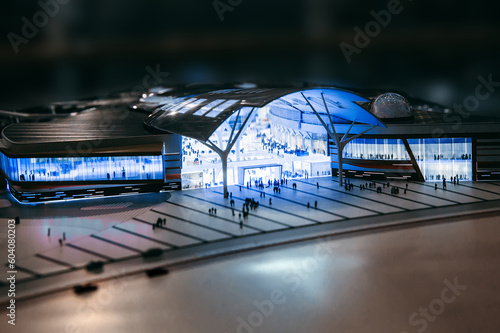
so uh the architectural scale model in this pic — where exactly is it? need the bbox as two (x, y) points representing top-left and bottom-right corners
(1, 84), (499, 203)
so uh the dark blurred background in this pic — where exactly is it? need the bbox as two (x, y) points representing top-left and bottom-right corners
(0, 0), (499, 115)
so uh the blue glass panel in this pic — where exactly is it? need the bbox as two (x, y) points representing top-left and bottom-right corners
(0, 154), (164, 182)
(408, 137), (472, 181)
(343, 138), (409, 160)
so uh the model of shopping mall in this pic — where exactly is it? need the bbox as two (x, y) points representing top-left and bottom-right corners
(1, 84), (499, 203)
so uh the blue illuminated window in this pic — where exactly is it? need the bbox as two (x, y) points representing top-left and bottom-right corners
(0, 153), (163, 183)
(407, 138), (472, 181)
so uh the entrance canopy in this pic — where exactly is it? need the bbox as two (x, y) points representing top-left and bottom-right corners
(143, 88), (386, 142)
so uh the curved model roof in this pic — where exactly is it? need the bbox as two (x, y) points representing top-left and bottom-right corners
(143, 87), (386, 142)
(1, 107), (168, 156)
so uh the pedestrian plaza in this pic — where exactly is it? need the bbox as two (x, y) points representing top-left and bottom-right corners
(2, 176), (500, 300)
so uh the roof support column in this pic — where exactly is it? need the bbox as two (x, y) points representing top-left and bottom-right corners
(402, 138), (425, 181)
(221, 150), (229, 197)
(205, 139), (226, 196)
(203, 107), (255, 198)
(336, 124), (376, 185)
(301, 92), (377, 186)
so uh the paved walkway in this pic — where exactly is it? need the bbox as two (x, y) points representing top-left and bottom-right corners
(1, 177), (500, 296)
(2, 212), (500, 333)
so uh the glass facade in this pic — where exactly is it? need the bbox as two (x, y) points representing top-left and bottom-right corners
(0, 153), (163, 182)
(344, 138), (410, 160)
(408, 138), (472, 181)
(0, 137), (474, 187)
(181, 105), (331, 189)
(341, 137), (473, 181)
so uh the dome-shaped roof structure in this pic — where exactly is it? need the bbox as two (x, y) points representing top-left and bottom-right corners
(371, 93), (412, 119)
(143, 88), (386, 142)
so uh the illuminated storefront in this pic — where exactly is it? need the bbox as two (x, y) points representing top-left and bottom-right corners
(408, 138), (472, 181)
(0, 153), (164, 183)
(342, 137), (473, 181)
